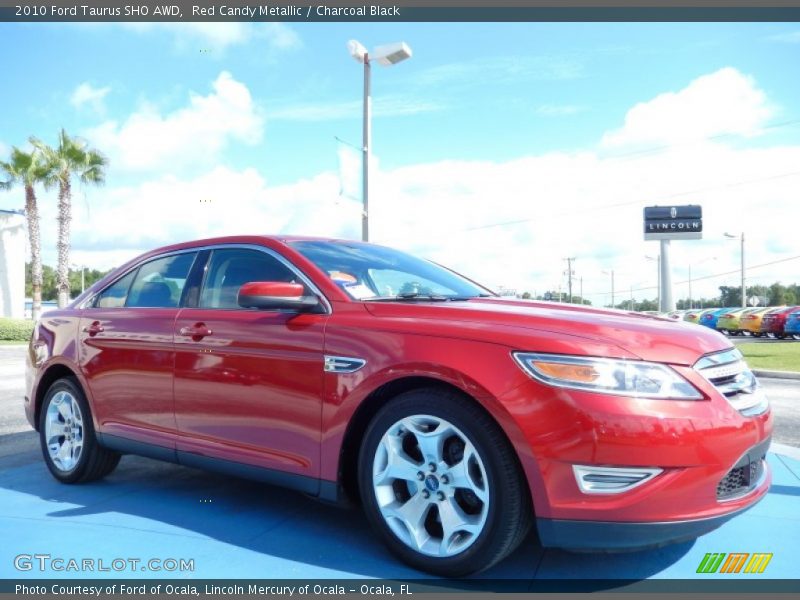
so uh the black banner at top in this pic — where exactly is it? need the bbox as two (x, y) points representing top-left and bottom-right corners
(3, 0), (800, 22)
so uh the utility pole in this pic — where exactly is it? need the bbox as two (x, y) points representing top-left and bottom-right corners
(565, 257), (575, 304)
(611, 270), (615, 308)
(580, 277), (583, 305)
(602, 269), (615, 308)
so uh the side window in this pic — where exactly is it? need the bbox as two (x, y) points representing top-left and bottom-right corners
(199, 248), (300, 309)
(94, 270), (136, 308)
(126, 253), (197, 308)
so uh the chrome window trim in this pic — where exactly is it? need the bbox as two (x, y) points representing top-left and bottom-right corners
(79, 247), (200, 310)
(81, 243), (332, 315)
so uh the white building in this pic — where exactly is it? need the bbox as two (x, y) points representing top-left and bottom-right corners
(0, 209), (26, 319)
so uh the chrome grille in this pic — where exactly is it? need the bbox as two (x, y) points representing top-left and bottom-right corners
(695, 348), (769, 416)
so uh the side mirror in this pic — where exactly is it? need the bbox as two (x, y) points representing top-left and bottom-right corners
(238, 282), (320, 312)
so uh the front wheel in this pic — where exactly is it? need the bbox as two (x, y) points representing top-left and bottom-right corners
(39, 377), (120, 483)
(358, 389), (531, 577)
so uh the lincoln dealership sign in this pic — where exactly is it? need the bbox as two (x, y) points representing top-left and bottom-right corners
(643, 205), (703, 241)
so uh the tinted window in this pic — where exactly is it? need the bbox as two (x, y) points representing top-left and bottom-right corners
(199, 248), (300, 309)
(94, 270), (136, 308)
(126, 253), (197, 308)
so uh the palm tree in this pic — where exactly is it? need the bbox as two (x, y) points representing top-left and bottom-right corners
(0, 147), (48, 320)
(34, 130), (107, 308)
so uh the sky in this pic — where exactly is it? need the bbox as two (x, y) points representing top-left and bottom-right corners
(1, 21), (799, 305)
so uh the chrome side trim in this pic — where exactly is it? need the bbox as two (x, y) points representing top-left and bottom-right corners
(324, 355), (366, 373)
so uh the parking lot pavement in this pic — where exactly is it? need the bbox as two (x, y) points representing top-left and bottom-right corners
(2, 344), (799, 583)
(1, 451), (798, 582)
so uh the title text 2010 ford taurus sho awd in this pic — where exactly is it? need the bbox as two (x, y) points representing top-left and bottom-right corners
(25, 236), (771, 576)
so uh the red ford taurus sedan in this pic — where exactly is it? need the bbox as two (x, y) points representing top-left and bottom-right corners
(25, 236), (772, 576)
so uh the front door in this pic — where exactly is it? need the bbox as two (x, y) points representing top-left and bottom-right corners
(173, 246), (327, 479)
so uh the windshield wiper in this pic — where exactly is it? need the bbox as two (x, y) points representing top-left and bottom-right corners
(366, 293), (476, 302)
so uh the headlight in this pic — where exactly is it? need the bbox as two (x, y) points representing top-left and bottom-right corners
(512, 352), (703, 400)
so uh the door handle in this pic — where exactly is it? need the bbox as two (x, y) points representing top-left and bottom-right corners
(83, 321), (104, 336)
(179, 323), (213, 339)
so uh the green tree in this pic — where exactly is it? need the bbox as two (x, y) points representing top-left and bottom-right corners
(34, 129), (107, 308)
(0, 146), (48, 320)
(768, 282), (788, 306)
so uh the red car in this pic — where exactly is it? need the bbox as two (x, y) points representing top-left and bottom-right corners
(760, 306), (800, 339)
(25, 236), (772, 576)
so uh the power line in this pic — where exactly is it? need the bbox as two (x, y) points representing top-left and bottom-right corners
(584, 253), (800, 299)
(598, 118), (800, 161)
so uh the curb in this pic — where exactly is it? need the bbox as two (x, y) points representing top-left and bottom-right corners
(772, 443), (800, 462)
(753, 369), (800, 380)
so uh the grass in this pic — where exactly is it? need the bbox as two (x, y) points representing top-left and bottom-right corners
(738, 342), (800, 372)
(0, 340), (27, 345)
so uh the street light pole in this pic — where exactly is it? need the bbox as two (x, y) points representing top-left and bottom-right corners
(361, 55), (371, 242)
(348, 40), (412, 243)
(725, 232), (746, 308)
(602, 269), (615, 308)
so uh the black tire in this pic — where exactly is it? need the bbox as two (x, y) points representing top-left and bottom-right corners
(358, 388), (532, 577)
(39, 377), (120, 483)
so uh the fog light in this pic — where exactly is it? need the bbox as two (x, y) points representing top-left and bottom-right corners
(573, 465), (663, 494)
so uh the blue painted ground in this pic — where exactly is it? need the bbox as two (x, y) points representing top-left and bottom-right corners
(1, 451), (798, 581)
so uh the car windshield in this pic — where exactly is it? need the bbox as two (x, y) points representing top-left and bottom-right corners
(290, 240), (493, 301)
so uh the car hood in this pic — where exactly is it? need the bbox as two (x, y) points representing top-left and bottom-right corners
(364, 298), (731, 366)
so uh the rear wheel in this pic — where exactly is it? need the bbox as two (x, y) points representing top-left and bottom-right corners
(792, 334), (800, 341)
(358, 388), (531, 577)
(39, 377), (120, 483)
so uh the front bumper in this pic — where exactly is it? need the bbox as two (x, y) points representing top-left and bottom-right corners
(536, 437), (771, 550)
(536, 494), (766, 551)
(498, 358), (773, 542)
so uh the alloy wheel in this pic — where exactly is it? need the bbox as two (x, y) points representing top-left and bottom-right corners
(45, 390), (84, 472)
(372, 415), (490, 558)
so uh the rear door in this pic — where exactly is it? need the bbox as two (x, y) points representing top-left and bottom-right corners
(173, 246), (328, 480)
(79, 251), (198, 449)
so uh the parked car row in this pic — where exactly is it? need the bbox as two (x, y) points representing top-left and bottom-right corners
(662, 306), (800, 339)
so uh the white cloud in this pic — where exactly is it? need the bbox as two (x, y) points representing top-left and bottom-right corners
(85, 71), (263, 172)
(70, 82), (111, 114)
(59, 166), (359, 270)
(122, 22), (301, 53)
(601, 67), (773, 149)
